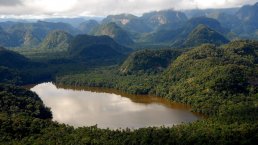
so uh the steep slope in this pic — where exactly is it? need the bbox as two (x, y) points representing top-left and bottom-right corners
(78, 20), (99, 34)
(39, 30), (73, 51)
(141, 10), (187, 30)
(69, 35), (132, 62)
(103, 11), (187, 33)
(236, 2), (258, 26)
(174, 24), (229, 48)
(0, 47), (30, 68)
(208, 13), (240, 31)
(120, 49), (182, 74)
(102, 14), (152, 33)
(233, 2), (258, 39)
(0, 47), (54, 84)
(0, 26), (12, 47)
(91, 22), (134, 45)
(4, 21), (79, 48)
(141, 28), (181, 43)
(185, 17), (229, 34)
(102, 14), (138, 25)
(155, 40), (258, 114)
(144, 17), (228, 44)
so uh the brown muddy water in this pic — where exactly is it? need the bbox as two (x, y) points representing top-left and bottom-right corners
(29, 82), (202, 129)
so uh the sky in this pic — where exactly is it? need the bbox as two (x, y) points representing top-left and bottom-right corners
(0, 0), (257, 19)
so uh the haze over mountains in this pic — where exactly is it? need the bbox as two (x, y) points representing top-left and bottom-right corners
(0, 2), (257, 50)
(3, 1), (257, 85)
(0, 1), (258, 144)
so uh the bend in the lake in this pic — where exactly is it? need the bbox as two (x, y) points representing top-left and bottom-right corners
(30, 82), (202, 129)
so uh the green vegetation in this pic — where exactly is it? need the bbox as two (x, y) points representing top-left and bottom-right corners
(53, 40), (258, 144)
(141, 10), (187, 30)
(0, 85), (52, 119)
(91, 22), (134, 45)
(0, 47), (30, 68)
(57, 40), (258, 116)
(0, 3), (258, 144)
(57, 68), (158, 94)
(0, 89), (256, 144)
(17, 30), (73, 60)
(154, 41), (258, 115)
(0, 40), (257, 144)
(16, 33), (132, 65)
(0, 47), (59, 85)
(186, 17), (228, 34)
(142, 17), (229, 45)
(0, 66), (20, 84)
(39, 30), (73, 52)
(0, 113), (257, 145)
(120, 49), (182, 74)
(78, 19), (99, 34)
(69, 35), (132, 63)
(102, 14), (152, 33)
(175, 24), (229, 48)
(1, 2), (258, 51)
(234, 2), (258, 39)
(0, 84), (257, 144)
(0, 21), (78, 48)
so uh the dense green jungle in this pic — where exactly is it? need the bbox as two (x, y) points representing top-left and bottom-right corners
(0, 2), (258, 144)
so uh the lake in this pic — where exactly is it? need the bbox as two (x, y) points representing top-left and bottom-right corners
(30, 82), (201, 129)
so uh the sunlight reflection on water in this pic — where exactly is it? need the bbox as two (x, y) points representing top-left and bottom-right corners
(31, 82), (201, 129)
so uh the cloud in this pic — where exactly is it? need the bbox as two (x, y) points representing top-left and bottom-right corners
(0, 0), (22, 6)
(0, 0), (257, 18)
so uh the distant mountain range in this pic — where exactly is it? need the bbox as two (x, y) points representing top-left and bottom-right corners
(78, 20), (99, 34)
(0, 2), (257, 50)
(172, 24), (229, 48)
(39, 30), (73, 51)
(69, 35), (132, 61)
(38, 31), (133, 62)
(0, 21), (79, 48)
(91, 22), (134, 45)
(101, 10), (188, 37)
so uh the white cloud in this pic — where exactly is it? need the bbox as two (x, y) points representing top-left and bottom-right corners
(25, 0), (78, 12)
(0, 0), (22, 6)
(0, 0), (257, 18)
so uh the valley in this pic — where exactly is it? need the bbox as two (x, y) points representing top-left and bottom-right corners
(0, 1), (258, 145)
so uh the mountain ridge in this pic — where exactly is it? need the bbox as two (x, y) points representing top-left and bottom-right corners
(91, 22), (134, 45)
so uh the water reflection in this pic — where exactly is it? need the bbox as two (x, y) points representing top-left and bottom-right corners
(31, 82), (201, 129)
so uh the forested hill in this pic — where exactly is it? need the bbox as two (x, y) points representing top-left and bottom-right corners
(174, 24), (229, 48)
(142, 17), (229, 44)
(91, 22), (134, 45)
(39, 30), (73, 51)
(0, 21), (79, 48)
(0, 38), (257, 144)
(69, 34), (132, 62)
(154, 40), (258, 115)
(0, 2), (258, 50)
(0, 3), (258, 144)
(51, 40), (258, 144)
(57, 40), (258, 116)
(0, 47), (30, 68)
(120, 49), (182, 74)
